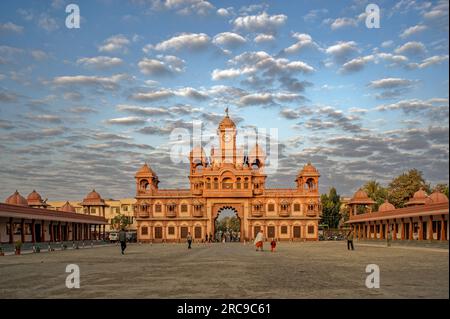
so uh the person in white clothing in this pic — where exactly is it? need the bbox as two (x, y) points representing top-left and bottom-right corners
(254, 230), (264, 251)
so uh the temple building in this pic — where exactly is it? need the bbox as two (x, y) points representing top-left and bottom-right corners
(345, 188), (449, 241)
(0, 190), (107, 244)
(134, 112), (322, 242)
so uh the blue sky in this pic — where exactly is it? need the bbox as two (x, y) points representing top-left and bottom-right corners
(0, 0), (448, 200)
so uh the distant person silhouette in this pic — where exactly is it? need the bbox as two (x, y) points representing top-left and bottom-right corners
(119, 228), (127, 255)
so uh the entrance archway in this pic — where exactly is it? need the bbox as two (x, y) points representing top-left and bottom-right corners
(214, 206), (242, 242)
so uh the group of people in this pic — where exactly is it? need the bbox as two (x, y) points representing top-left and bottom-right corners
(253, 230), (277, 252)
(118, 228), (382, 255)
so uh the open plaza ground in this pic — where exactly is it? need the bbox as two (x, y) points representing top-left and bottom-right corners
(0, 241), (448, 299)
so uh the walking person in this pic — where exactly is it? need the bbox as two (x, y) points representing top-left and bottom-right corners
(187, 232), (193, 249)
(254, 229), (264, 251)
(209, 233), (213, 243)
(346, 229), (354, 251)
(119, 228), (127, 255)
(270, 238), (277, 252)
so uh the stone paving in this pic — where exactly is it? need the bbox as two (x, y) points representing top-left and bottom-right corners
(0, 241), (448, 299)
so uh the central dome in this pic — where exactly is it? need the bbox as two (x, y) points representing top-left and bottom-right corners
(218, 108), (236, 130)
(218, 115), (236, 130)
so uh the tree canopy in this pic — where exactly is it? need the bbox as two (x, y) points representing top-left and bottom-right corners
(387, 169), (431, 207)
(320, 187), (342, 229)
(216, 216), (240, 233)
(363, 180), (388, 211)
(110, 213), (132, 231)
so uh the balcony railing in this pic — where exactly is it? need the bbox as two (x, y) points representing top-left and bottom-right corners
(251, 210), (263, 217)
(166, 210), (177, 218)
(279, 210), (290, 217)
(192, 189), (203, 195)
(193, 209), (204, 217)
(138, 210), (150, 218)
(253, 188), (263, 195)
(306, 210), (317, 217)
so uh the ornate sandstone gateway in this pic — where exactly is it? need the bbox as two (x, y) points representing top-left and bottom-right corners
(134, 112), (321, 242)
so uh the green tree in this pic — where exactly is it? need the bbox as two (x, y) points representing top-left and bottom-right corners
(387, 169), (431, 208)
(320, 187), (342, 229)
(216, 216), (240, 233)
(433, 183), (449, 197)
(363, 180), (388, 211)
(110, 213), (132, 231)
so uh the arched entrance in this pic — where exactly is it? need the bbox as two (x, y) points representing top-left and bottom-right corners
(213, 206), (242, 242)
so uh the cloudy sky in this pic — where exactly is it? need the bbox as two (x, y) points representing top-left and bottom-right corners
(0, 0), (448, 201)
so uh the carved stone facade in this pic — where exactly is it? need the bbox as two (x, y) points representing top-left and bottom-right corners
(135, 113), (321, 242)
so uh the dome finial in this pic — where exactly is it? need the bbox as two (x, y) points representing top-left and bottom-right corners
(225, 107), (229, 117)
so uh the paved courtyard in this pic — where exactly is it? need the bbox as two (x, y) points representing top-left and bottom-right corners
(0, 241), (448, 299)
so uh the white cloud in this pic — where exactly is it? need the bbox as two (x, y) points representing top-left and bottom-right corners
(400, 25), (427, 38)
(217, 8), (232, 17)
(211, 68), (248, 80)
(381, 40), (394, 48)
(408, 55), (449, 69)
(212, 32), (246, 48)
(212, 51), (314, 81)
(340, 55), (375, 73)
(303, 9), (328, 22)
(38, 14), (59, 32)
(98, 34), (130, 53)
(153, 0), (215, 16)
(31, 50), (49, 61)
(77, 56), (123, 69)
(394, 41), (426, 56)
(129, 89), (174, 102)
(330, 17), (357, 30)
(368, 77), (414, 89)
(146, 33), (210, 52)
(239, 93), (273, 106)
(375, 98), (447, 113)
(376, 53), (409, 64)
(138, 55), (185, 75)
(116, 104), (170, 116)
(233, 12), (287, 34)
(17, 9), (33, 21)
(423, 0), (449, 21)
(105, 116), (147, 126)
(0, 22), (24, 33)
(52, 74), (130, 90)
(325, 41), (359, 63)
(253, 34), (275, 43)
(25, 114), (62, 123)
(283, 33), (319, 54)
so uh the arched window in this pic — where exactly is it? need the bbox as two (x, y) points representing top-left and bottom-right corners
(305, 178), (315, 191)
(206, 178), (211, 189)
(140, 179), (150, 191)
(236, 177), (241, 189)
(244, 177), (249, 189)
(222, 177), (233, 189)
